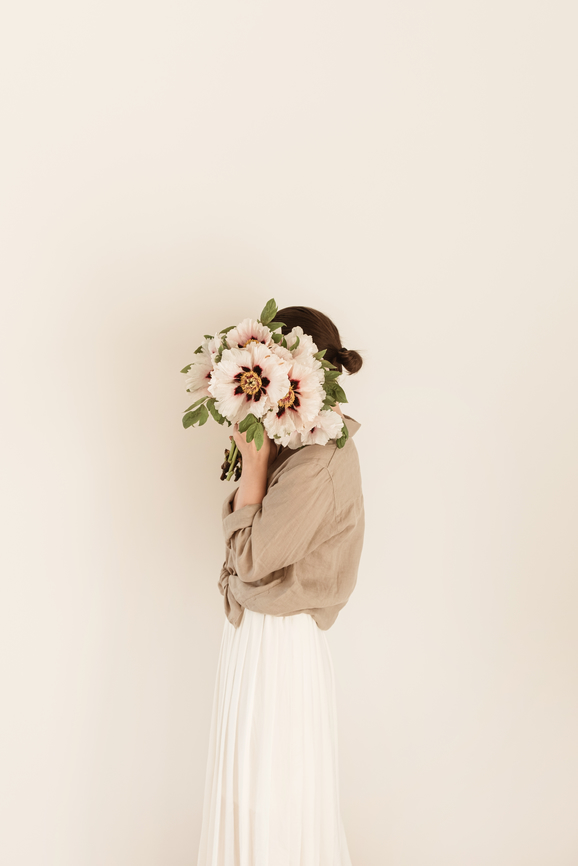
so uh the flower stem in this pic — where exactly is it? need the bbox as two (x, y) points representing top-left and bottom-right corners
(226, 438), (239, 481)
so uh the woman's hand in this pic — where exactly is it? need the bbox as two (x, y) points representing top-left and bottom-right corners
(231, 422), (275, 467)
(231, 423), (278, 511)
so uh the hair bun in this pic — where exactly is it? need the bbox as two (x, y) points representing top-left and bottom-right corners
(337, 346), (363, 375)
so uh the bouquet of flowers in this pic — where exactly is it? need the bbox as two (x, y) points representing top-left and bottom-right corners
(180, 298), (350, 481)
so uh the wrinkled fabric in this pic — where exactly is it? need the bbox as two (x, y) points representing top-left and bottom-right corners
(218, 414), (365, 630)
(196, 607), (354, 866)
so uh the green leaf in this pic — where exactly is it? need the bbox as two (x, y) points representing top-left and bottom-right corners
(322, 394), (337, 409)
(237, 413), (266, 449)
(182, 404), (209, 428)
(271, 332), (283, 343)
(323, 370), (340, 380)
(214, 333), (229, 365)
(259, 298), (277, 325)
(313, 349), (327, 360)
(253, 423), (264, 450)
(219, 325), (236, 334)
(321, 358), (337, 369)
(206, 397), (226, 424)
(333, 383), (348, 403)
(180, 363), (192, 373)
(183, 396), (208, 412)
(193, 346), (204, 354)
(267, 321), (286, 331)
(238, 413), (259, 433)
(287, 333), (300, 352)
(203, 334), (213, 340)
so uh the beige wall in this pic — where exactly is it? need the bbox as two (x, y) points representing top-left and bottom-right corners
(2, 2), (577, 864)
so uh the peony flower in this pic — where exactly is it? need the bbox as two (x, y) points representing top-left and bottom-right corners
(184, 332), (221, 401)
(272, 327), (325, 384)
(208, 342), (291, 425)
(283, 326), (319, 362)
(226, 318), (274, 351)
(203, 332), (222, 363)
(262, 358), (325, 445)
(286, 408), (345, 449)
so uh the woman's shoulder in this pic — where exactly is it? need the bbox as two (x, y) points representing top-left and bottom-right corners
(269, 414), (363, 489)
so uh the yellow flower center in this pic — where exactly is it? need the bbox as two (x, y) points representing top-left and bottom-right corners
(242, 338), (261, 348)
(278, 387), (296, 409)
(240, 370), (262, 395)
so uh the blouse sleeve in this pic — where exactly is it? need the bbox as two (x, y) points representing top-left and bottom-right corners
(221, 460), (339, 583)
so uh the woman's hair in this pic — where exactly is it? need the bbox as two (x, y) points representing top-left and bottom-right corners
(276, 305), (363, 376)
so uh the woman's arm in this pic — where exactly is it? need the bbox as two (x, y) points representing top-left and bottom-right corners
(224, 459), (339, 582)
(230, 423), (274, 512)
(232, 461), (268, 511)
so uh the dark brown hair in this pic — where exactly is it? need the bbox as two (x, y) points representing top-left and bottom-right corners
(276, 305), (363, 375)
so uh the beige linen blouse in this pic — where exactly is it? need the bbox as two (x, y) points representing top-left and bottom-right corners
(218, 414), (365, 630)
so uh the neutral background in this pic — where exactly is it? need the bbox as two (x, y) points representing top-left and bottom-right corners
(1, 2), (577, 865)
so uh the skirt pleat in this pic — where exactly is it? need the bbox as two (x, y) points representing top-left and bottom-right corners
(197, 607), (353, 866)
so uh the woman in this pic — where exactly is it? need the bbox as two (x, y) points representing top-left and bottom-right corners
(197, 305), (365, 866)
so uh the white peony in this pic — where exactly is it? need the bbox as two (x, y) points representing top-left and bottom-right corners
(262, 358), (325, 445)
(283, 326), (319, 361)
(286, 408), (345, 449)
(203, 332), (222, 362)
(226, 318), (274, 351)
(272, 327), (325, 384)
(184, 332), (220, 401)
(207, 342), (291, 425)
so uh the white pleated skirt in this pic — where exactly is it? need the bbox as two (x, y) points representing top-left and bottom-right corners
(196, 607), (353, 866)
